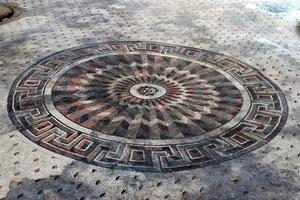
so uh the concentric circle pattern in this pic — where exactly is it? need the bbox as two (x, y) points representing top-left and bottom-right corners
(51, 54), (243, 140)
(8, 41), (288, 172)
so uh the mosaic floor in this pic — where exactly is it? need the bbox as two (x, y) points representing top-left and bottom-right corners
(1, 0), (300, 199)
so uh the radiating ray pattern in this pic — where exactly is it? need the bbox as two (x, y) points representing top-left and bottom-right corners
(52, 54), (243, 139)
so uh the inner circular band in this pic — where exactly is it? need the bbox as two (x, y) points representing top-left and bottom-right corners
(44, 52), (251, 145)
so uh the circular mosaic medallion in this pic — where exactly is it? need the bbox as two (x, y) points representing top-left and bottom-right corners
(8, 41), (288, 172)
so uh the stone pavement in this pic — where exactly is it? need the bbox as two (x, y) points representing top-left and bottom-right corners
(0, 0), (300, 199)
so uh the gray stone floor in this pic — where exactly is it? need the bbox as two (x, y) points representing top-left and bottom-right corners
(0, 0), (300, 199)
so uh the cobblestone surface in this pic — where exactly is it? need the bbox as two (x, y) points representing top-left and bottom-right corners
(0, 0), (300, 199)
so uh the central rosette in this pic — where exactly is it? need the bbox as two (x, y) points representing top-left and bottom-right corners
(137, 85), (158, 96)
(130, 83), (166, 99)
(52, 54), (243, 140)
(109, 75), (188, 108)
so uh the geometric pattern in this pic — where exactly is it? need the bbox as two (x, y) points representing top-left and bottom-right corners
(7, 41), (288, 172)
(51, 54), (243, 140)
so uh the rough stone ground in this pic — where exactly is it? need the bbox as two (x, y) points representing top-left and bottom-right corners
(0, 0), (300, 199)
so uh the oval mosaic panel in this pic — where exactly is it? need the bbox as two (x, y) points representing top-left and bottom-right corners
(7, 41), (288, 172)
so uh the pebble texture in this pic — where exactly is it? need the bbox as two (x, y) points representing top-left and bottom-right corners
(0, 4), (12, 21)
(0, 0), (300, 199)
